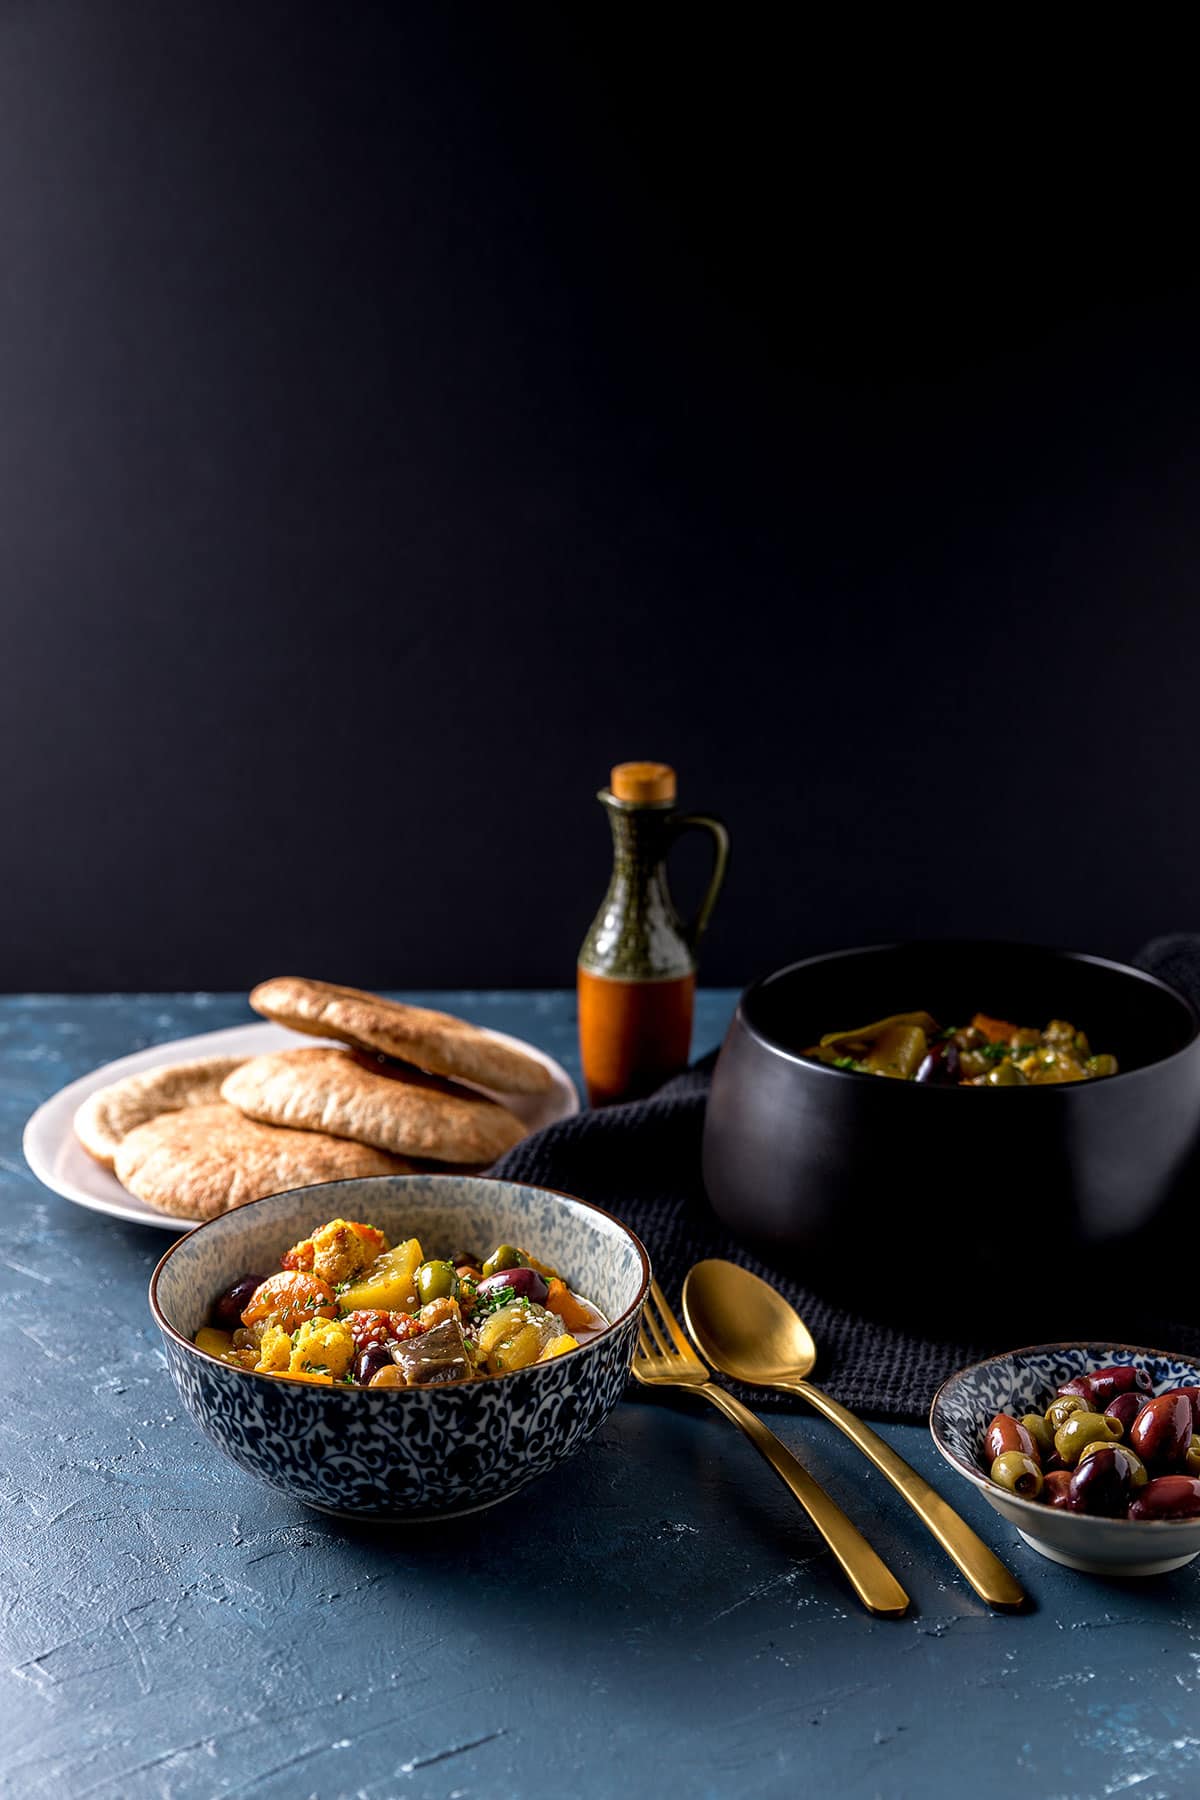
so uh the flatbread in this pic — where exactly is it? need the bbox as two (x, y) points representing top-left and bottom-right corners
(222, 1047), (528, 1165)
(74, 1056), (249, 1171)
(248, 977), (553, 1096)
(114, 1102), (412, 1220)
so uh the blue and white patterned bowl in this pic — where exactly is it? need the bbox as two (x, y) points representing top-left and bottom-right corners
(931, 1343), (1200, 1577)
(150, 1174), (650, 1522)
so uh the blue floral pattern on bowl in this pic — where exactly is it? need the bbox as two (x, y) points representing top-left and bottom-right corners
(151, 1174), (650, 1521)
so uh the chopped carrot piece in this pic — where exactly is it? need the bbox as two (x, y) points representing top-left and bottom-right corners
(971, 1013), (1019, 1044)
(545, 1278), (601, 1337)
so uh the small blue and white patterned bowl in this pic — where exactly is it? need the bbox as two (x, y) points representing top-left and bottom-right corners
(150, 1174), (650, 1522)
(931, 1343), (1200, 1577)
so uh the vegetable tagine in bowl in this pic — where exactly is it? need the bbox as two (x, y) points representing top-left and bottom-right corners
(151, 1173), (649, 1521)
(804, 1010), (1117, 1085)
(195, 1214), (607, 1387)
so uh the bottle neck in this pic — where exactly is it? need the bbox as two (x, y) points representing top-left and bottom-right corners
(578, 793), (694, 979)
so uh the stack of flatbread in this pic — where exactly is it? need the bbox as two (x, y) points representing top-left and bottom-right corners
(74, 978), (551, 1221)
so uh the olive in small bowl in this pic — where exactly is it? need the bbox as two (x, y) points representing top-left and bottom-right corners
(931, 1342), (1200, 1577)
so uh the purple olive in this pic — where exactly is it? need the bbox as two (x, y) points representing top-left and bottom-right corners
(1159, 1387), (1200, 1430)
(1068, 1445), (1131, 1517)
(1086, 1365), (1153, 1407)
(1130, 1393), (1194, 1469)
(354, 1344), (393, 1385)
(1057, 1375), (1096, 1406)
(1129, 1475), (1200, 1521)
(1043, 1471), (1075, 1508)
(212, 1275), (267, 1331)
(914, 1041), (960, 1085)
(985, 1413), (1039, 1466)
(1104, 1392), (1144, 1434)
(475, 1267), (549, 1306)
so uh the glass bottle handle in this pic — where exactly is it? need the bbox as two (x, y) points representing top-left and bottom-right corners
(668, 813), (730, 950)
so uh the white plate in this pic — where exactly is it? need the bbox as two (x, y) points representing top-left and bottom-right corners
(23, 1020), (579, 1232)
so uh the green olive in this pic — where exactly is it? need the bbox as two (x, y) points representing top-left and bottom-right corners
(416, 1260), (460, 1305)
(1077, 1439), (1149, 1489)
(1186, 1435), (1200, 1477)
(1054, 1410), (1123, 1467)
(1045, 1394), (1088, 1433)
(1086, 1053), (1118, 1079)
(990, 1451), (1043, 1498)
(481, 1244), (524, 1279)
(1020, 1414), (1055, 1462)
(986, 1060), (1027, 1086)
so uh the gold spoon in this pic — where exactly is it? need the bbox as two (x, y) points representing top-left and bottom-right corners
(682, 1260), (1027, 1610)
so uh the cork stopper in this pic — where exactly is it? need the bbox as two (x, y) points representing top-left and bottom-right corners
(610, 761), (676, 804)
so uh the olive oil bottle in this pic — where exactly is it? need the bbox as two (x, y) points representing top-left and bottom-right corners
(577, 762), (728, 1107)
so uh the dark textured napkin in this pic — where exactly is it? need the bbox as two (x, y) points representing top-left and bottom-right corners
(492, 936), (1200, 1421)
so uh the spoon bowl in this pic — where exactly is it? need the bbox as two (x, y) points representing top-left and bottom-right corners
(684, 1258), (817, 1385)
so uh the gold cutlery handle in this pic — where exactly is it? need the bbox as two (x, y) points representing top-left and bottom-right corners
(784, 1378), (1026, 1609)
(698, 1382), (909, 1617)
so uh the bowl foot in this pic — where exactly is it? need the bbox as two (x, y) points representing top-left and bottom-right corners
(293, 1482), (529, 1526)
(1017, 1528), (1199, 1578)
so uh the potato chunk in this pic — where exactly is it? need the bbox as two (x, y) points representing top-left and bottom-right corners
(337, 1237), (423, 1313)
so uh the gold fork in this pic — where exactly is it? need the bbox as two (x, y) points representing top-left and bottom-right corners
(631, 1282), (910, 1617)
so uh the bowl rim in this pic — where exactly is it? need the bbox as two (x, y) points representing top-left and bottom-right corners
(930, 1338), (1200, 1531)
(734, 940), (1200, 1088)
(148, 1172), (652, 1396)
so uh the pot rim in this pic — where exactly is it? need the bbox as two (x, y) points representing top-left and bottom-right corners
(734, 940), (1200, 1089)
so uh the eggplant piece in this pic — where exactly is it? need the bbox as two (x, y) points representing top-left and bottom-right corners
(389, 1316), (473, 1386)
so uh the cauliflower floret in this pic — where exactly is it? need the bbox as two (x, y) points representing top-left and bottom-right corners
(308, 1219), (390, 1287)
(255, 1324), (293, 1373)
(289, 1316), (356, 1380)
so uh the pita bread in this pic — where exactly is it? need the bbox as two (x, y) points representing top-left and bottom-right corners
(74, 1056), (249, 1171)
(114, 1102), (412, 1220)
(222, 1047), (527, 1165)
(248, 977), (553, 1096)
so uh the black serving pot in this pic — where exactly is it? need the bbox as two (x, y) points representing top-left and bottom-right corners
(703, 944), (1200, 1318)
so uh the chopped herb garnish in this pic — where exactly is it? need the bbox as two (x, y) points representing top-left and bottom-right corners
(833, 1056), (859, 1071)
(476, 1284), (517, 1314)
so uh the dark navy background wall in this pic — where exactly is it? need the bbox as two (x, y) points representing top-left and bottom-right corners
(2, 5), (1197, 990)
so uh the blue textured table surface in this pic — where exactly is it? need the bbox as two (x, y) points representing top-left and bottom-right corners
(3, 993), (1199, 1800)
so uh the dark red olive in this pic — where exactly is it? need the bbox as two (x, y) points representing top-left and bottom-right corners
(1043, 1470), (1075, 1509)
(1129, 1476), (1200, 1521)
(985, 1413), (1040, 1466)
(1056, 1375), (1096, 1406)
(1086, 1365), (1153, 1407)
(1129, 1393), (1194, 1469)
(915, 1040), (960, 1084)
(1104, 1392), (1144, 1434)
(353, 1344), (393, 1385)
(475, 1267), (549, 1306)
(1158, 1387), (1200, 1430)
(212, 1275), (267, 1331)
(1068, 1446), (1132, 1517)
